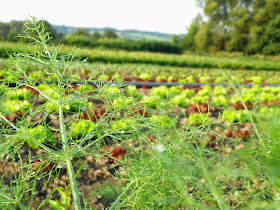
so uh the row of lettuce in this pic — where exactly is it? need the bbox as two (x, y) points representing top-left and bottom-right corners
(69, 62), (280, 84)
(3, 82), (279, 110)
(97, 71), (278, 84)
(3, 81), (280, 108)
(2, 65), (280, 85)
(1, 81), (279, 149)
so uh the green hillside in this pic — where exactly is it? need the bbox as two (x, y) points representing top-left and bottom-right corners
(54, 25), (183, 41)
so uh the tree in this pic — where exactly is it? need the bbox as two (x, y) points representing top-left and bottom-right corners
(182, 14), (202, 51)
(91, 30), (101, 41)
(191, 0), (280, 54)
(226, 7), (250, 52)
(194, 21), (214, 52)
(70, 28), (90, 37)
(192, 0), (257, 51)
(6, 20), (25, 42)
(0, 22), (10, 41)
(103, 29), (118, 39)
(247, 0), (280, 54)
(171, 35), (181, 45)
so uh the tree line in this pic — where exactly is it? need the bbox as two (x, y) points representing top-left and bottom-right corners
(2, 1), (279, 56)
(0, 20), (127, 42)
(0, 20), (183, 54)
(177, 0), (280, 55)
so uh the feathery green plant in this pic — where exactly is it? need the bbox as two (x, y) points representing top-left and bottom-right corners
(0, 17), (155, 209)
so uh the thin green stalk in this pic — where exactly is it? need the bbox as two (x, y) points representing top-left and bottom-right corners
(2, 194), (28, 210)
(109, 181), (135, 210)
(0, 115), (20, 131)
(199, 158), (230, 210)
(35, 16), (81, 209)
(110, 157), (156, 209)
(59, 106), (81, 209)
(65, 159), (81, 210)
(221, 70), (263, 144)
(0, 17), (84, 209)
(115, 172), (157, 209)
(41, 16), (81, 208)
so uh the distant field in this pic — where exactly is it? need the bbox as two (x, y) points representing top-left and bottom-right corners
(54, 25), (176, 41)
(1, 42), (280, 71)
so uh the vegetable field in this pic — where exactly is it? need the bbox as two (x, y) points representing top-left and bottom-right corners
(1, 19), (280, 209)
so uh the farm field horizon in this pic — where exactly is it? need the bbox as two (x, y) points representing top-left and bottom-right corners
(1, 41), (280, 71)
(1, 29), (280, 209)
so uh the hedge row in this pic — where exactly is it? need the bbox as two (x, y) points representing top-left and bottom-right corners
(63, 35), (183, 54)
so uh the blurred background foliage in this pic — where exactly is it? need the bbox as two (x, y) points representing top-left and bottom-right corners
(0, 0), (279, 55)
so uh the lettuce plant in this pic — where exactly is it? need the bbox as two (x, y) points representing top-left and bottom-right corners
(5, 99), (31, 113)
(170, 95), (191, 107)
(126, 85), (141, 98)
(70, 119), (102, 139)
(222, 109), (248, 123)
(6, 88), (33, 100)
(188, 113), (210, 125)
(26, 125), (54, 149)
(150, 115), (175, 129)
(139, 72), (152, 81)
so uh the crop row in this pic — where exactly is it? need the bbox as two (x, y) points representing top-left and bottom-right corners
(2, 62), (280, 87)
(1, 42), (280, 70)
(1, 79), (278, 150)
(66, 62), (280, 84)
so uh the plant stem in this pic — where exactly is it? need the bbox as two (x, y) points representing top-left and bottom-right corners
(2, 194), (28, 210)
(37, 17), (81, 208)
(109, 181), (134, 210)
(200, 158), (230, 210)
(65, 158), (81, 210)
(222, 70), (263, 144)
(59, 106), (81, 209)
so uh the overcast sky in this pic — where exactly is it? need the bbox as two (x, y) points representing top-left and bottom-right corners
(1, 0), (201, 34)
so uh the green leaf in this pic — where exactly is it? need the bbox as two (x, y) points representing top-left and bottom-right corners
(48, 199), (65, 210)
